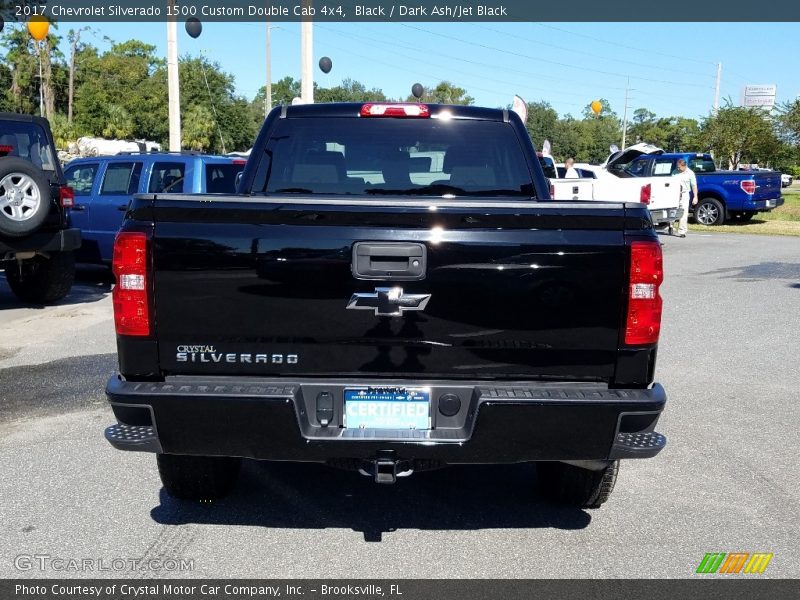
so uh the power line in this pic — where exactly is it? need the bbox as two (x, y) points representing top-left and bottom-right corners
(472, 24), (716, 80)
(289, 28), (583, 109)
(533, 23), (716, 67)
(316, 24), (615, 103)
(400, 24), (715, 90)
(326, 25), (704, 115)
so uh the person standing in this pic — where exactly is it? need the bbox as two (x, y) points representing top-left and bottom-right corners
(674, 158), (698, 238)
(564, 157), (579, 179)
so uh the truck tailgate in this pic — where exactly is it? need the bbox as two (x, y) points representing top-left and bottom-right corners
(148, 197), (632, 382)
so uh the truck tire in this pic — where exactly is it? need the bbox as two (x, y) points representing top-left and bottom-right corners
(694, 197), (725, 226)
(536, 461), (619, 508)
(0, 157), (51, 237)
(157, 454), (242, 500)
(5, 251), (75, 304)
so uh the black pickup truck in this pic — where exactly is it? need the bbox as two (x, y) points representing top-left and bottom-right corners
(105, 103), (667, 508)
(1, 113), (80, 303)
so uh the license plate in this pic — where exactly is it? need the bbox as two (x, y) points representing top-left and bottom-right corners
(344, 388), (431, 430)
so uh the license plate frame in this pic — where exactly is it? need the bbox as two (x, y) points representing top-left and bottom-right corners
(343, 387), (431, 430)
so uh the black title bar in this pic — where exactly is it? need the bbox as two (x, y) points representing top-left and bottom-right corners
(2, 0), (799, 22)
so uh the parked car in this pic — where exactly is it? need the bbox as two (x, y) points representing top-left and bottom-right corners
(540, 148), (682, 230)
(64, 152), (246, 263)
(781, 173), (793, 188)
(0, 112), (81, 303)
(610, 147), (783, 225)
(104, 102), (667, 508)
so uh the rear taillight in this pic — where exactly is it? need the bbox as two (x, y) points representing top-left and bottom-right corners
(549, 182), (555, 198)
(625, 241), (663, 346)
(640, 183), (651, 205)
(360, 103), (430, 118)
(112, 232), (150, 336)
(232, 159), (246, 165)
(59, 186), (75, 208)
(740, 180), (756, 194)
(0, 144), (13, 155)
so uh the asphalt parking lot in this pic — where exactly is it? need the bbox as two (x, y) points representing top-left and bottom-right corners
(0, 232), (798, 579)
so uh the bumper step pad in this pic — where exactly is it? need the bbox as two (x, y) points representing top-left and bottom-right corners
(610, 431), (666, 459)
(104, 423), (162, 453)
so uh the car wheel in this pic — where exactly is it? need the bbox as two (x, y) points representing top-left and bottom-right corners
(0, 157), (51, 237)
(536, 460), (619, 508)
(694, 197), (725, 226)
(5, 251), (75, 304)
(157, 454), (242, 500)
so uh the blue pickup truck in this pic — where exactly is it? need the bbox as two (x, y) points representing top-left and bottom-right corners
(64, 152), (246, 262)
(610, 148), (783, 226)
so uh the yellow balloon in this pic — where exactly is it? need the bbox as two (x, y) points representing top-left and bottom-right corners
(590, 100), (602, 115)
(27, 16), (50, 42)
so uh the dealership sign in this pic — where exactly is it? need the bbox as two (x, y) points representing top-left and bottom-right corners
(741, 84), (777, 108)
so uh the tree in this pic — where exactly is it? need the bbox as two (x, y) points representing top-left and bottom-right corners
(406, 81), (474, 105)
(523, 101), (558, 152)
(2, 26), (40, 115)
(182, 105), (216, 151)
(582, 98), (617, 120)
(316, 78), (386, 103)
(778, 99), (800, 146)
(178, 55), (256, 152)
(102, 104), (134, 139)
(73, 40), (167, 142)
(699, 104), (782, 169)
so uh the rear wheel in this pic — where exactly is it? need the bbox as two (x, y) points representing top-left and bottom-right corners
(157, 454), (242, 500)
(694, 197), (725, 226)
(537, 461), (619, 508)
(5, 251), (75, 304)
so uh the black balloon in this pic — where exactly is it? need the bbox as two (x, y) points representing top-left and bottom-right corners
(411, 83), (424, 99)
(319, 56), (332, 74)
(185, 18), (202, 39)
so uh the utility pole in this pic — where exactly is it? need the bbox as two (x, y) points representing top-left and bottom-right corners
(713, 62), (722, 114)
(167, 0), (181, 151)
(621, 79), (631, 150)
(36, 42), (43, 117)
(265, 22), (272, 116)
(300, 0), (313, 103)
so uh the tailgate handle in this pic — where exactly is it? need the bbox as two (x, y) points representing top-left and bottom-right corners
(353, 242), (427, 281)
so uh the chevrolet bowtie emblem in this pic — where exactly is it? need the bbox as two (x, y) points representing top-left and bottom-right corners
(347, 287), (431, 317)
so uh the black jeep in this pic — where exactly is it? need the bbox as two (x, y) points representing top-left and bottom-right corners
(0, 112), (81, 303)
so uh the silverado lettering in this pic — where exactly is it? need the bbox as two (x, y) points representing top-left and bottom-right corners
(104, 102), (667, 508)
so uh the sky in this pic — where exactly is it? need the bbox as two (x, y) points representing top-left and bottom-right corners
(40, 21), (800, 120)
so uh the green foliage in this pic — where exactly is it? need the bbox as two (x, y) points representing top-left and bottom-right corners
(406, 81), (474, 105)
(523, 101), (559, 151)
(778, 99), (800, 146)
(627, 111), (701, 152)
(698, 104), (783, 168)
(102, 104), (134, 139)
(316, 78), (387, 103)
(182, 105), (215, 151)
(48, 112), (82, 149)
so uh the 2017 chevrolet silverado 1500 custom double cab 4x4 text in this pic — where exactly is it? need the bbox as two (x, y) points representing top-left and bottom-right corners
(104, 103), (667, 508)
